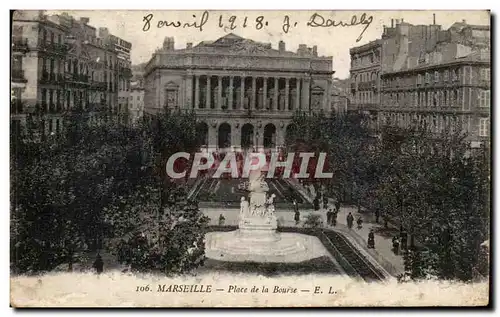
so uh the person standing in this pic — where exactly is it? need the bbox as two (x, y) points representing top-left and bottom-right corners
(293, 200), (300, 226)
(294, 210), (300, 226)
(347, 212), (354, 230)
(93, 253), (104, 274)
(332, 209), (338, 227)
(326, 209), (333, 226)
(368, 229), (375, 249)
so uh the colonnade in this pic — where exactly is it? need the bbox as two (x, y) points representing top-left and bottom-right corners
(191, 75), (311, 112)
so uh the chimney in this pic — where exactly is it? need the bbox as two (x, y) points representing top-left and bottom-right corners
(186, 42), (193, 49)
(279, 40), (285, 52)
(80, 17), (89, 25)
(433, 13), (436, 25)
(391, 19), (394, 28)
(312, 45), (318, 57)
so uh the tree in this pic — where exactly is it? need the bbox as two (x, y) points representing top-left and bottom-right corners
(106, 186), (209, 274)
(373, 125), (490, 282)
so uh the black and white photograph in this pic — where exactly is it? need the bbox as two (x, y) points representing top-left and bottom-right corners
(9, 9), (491, 307)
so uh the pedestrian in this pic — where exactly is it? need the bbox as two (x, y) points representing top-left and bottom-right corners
(392, 236), (400, 255)
(375, 208), (380, 224)
(92, 253), (104, 274)
(294, 210), (300, 226)
(332, 209), (338, 227)
(356, 216), (363, 229)
(368, 229), (375, 249)
(323, 195), (329, 210)
(326, 209), (333, 226)
(218, 213), (225, 226)
(313, 196), (320, 211)
(346, 212), (354, 230)
(335, 200), (341, 212)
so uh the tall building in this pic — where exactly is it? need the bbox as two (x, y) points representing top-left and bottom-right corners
(144, 33), (334, 151)
(129, 81), (145, 126)
(349, 16), (490, 144)
(98, 27), (133, 124)
(11, 10), (132, 138)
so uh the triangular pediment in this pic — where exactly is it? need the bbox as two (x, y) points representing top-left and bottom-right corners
(212, 33), (245, 46)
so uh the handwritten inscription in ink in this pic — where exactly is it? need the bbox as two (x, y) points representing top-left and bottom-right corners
(141, 11), (373, 42)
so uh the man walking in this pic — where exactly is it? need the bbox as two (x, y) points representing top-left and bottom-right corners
(346, 212), (354, 230)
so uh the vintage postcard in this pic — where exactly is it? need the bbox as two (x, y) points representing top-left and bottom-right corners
(10, 9), (491, 308)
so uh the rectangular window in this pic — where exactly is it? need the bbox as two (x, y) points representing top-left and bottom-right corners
(166, 89), (178, 108)
(479, 118), (489, 137)
(434, 71), (440, 82)
(425, 72), (430, 83)
(479, 90), (490, 108)
(481, 68), (491, 81)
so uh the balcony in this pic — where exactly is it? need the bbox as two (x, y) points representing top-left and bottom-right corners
(12, 38), (29, 52)
(65, 73), (90, 86)
(11, 69), (27, 83)
(39, 42), (68, 55)
(40, 71), (64, 85)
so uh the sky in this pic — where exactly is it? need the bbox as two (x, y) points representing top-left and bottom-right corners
(48, 10), (489, 79)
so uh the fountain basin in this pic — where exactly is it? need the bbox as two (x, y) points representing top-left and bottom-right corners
(205, 230), (329, 263)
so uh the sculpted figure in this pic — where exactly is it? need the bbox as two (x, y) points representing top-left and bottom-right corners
(240, 197), (249, 218)
(266, 193), (276, 216)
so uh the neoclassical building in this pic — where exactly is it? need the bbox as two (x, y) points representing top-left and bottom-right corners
(143, 33), (334, 151)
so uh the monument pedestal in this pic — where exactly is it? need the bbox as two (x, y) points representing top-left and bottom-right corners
(204, 171), (329, 263)
(237, 215), (279, 242)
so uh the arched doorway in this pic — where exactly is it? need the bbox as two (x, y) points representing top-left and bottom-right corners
(196, 122), (209, 148)
(263, 123), (276, 149)
(241, 123), (254, 149)
(218, 123), (231, 149)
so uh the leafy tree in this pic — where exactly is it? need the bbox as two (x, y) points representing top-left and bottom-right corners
(107, 186), (209, 274)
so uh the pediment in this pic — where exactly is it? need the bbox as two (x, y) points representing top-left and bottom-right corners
(165, 81), (179, 89)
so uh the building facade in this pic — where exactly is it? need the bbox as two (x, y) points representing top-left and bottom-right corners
(129, 84), (145, 126)
(348, 16), (490, 144)
(144, 33), (334, 151)
(11, 10), (132, 138)
(99, 27), (133, 124)
(349, 39), (382, 113)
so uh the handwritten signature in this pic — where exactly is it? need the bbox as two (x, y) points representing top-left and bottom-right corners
(306, 13), (373, 42)
(141, 11), (374, 43)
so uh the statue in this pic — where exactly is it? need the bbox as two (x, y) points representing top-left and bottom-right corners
(266, 194), (276, 217)
(240, 196), (249, 217)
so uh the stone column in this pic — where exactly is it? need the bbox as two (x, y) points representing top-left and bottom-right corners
(251, 77), (257, 110)
(228, 76), (234, 110)
(273, 77), (279, 111)
(295, 78), (301, 110)
(263, 77), (268, 110)
(217, 76), (222, 110)
(302, 78), (310, 111)
(206, 76), (211, 109)
(285, 78), (290, 111)
(323, 79), (331, 111)
(194, 75), (200, 109)
(240, 76), (245, 109)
